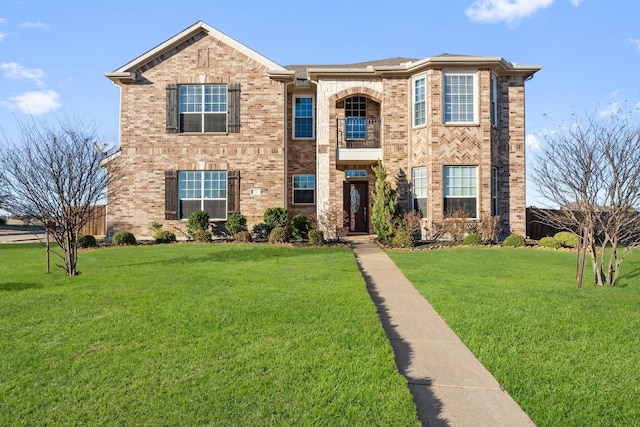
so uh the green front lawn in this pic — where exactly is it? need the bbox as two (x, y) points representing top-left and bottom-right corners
(388, 247), (640, 427)
(0, 243), (418, 426)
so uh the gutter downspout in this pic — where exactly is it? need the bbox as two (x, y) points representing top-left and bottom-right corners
(283, 81), (293, 210)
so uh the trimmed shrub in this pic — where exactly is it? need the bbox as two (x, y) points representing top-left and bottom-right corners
(192, 229), (211, 243)
(263, 207), (288, 236)
(149, 222), (176, 243)
(503, 234), (526, 247)
(308, 229), (325, 245)
(112, 231), (137, 246)
(234, 230), (253, 243)
(0, 217), (6, 226)
(187, 210), (210, 238)
(391, 229), (415, 248)
(291, 214), (312, 240)
(154, 230), (176, 244)
(78, 234), (97, 248)
(226, 213), (247, 235)
(251, 223), (268, 240)
(554, 231), (579, 248)
(539, 236), (561, 249)
(268, 226), (289, 244)
(463, 233), (483, 246)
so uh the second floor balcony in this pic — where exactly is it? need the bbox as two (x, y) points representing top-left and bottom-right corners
(336, 118), (382, 163)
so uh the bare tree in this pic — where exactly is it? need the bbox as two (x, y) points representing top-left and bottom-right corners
(531, 109), (640, 287)
(0, 117), (123, 276)
(317, 205), (348, 241)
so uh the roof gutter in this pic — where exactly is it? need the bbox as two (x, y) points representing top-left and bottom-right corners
(104, 71), (136, 84)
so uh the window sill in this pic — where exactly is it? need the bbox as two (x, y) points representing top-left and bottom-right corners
(443, 123), (480, 127)
(178, 132), (230, 135)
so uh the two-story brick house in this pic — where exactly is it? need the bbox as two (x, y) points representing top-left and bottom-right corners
(104, 21), (541, 239)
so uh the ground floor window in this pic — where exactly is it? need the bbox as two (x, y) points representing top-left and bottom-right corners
(492, 167), (499, 216)
(293, 174), (315, 204)
(412, 166), (427, 218)
(444, 165), (477, 218)
(178, 171), (227, 219)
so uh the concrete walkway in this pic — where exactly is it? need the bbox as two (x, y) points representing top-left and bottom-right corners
(348, 235), (535, 427)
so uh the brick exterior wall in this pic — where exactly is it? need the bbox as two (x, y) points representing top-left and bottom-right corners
(107, 34), (288, 238)
(106, 24), (534, 239)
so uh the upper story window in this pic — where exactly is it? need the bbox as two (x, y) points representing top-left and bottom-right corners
(443, 73), (476, 124)
(179, 84), (227, 133)
(166, 83), (240, 134)
(345, 96), (367, 140)
(413, 75), (426, 127)
(294, 96), (314, 139)
(444, 165), (477, 218)
(490, 75), (499, 126)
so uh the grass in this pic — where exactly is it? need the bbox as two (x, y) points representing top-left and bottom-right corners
(0, 243), (419, 426)
(387, 246), (640, 427)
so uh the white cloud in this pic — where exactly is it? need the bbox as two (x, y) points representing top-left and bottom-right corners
(466, 0), (582, 24)
(631, 39), (640, 51)
(599, 101), (620, 117)
(466, 0), (555, 23)
(526, 133), (542, 150)
(0, 32), (5, 42)
(0, 62), (46, 87)
(2, 90), (62, 115)
(19, 22), (50, 30)
(597, 92), (623, 117)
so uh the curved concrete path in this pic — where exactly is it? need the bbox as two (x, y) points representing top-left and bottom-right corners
(348, 235), (535, 427)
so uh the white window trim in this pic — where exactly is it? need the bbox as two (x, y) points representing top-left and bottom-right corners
(178, 170), (228, 220)
(292, 174), (315, 205)
(492, 166), (499, 215)
(412, 166), (427, 218)
(179, 84), (228, 133)
(443, 165), (478, 219)
(491, 74), (499, 127)
(443, 71), (478, 125)
(293, 95), (315, 140)
(412, 74), (427, 128)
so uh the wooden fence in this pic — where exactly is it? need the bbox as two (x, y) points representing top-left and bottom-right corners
(80, 205), (106, 237)
(526, 208), (563, 240)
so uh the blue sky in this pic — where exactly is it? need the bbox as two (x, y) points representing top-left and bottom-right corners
(1, 0), (639, 206)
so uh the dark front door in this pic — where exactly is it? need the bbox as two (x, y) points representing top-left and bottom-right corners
(343, 181), (368, 233)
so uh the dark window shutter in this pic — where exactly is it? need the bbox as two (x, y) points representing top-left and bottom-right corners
(228, 83), (241, 133)
(166, 84), (178, 133)
(165, 170), (178, 220)
(227, 170), (240, 214)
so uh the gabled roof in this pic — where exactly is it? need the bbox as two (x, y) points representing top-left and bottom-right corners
(105, 21), (288, 84)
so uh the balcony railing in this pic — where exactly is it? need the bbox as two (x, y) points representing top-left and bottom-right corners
(336, 118), (381, 149)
